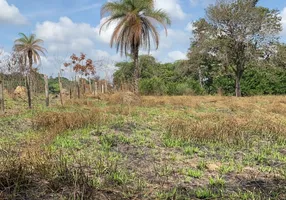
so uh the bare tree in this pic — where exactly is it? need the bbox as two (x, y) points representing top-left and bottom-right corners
(64, 53), (96, 98)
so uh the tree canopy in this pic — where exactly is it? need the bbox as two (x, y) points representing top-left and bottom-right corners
(189, 0), (282, 96)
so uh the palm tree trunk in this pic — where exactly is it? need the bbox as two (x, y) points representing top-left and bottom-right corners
(27, 52), (33, 109)
(26, 74), (32, 109)
(133, 45), (140, 94)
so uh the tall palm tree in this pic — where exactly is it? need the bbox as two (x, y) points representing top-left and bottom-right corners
(14, 33), (46, 109)
(100, 0), (171, 94)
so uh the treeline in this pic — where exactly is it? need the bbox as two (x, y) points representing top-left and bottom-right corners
(113, 54), (286, 96)
(113, 0), (286, 97)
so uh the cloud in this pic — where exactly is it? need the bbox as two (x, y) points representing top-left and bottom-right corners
(154, 0), (186, 20)
(0, 0), (27, 25)
(94, 17), (117, 44)
(35, 17), (97, 53)
(185, 22), (194, 32)
(34, 17), (123, 77)
(168, 51), (187, 60)
(159, 29), (190, 49)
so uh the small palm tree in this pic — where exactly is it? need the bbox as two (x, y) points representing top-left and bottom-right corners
(14, 33), (46, 109)
(100, 0), (171, 94)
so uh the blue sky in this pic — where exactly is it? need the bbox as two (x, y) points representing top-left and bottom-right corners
(0, 0), (286, 78)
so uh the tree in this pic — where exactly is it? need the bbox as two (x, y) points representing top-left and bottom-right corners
(190, 0), (282, 97)
(273, 43), (286, 69)
(64, 53), (95, 98)
(100, 0), (171, 94)
(13, 33), (46, 108)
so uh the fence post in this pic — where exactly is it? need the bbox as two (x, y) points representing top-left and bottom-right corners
(0, 79), (4, 114)
(94, 81), (98, 96)
(44, 75), (49, 107)
(101, 82), (104, 94)
(105, 80), (108, 94)
(58, 73), (64, 106)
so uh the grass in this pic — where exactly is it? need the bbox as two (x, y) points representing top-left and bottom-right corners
(0, 94), (286, 199)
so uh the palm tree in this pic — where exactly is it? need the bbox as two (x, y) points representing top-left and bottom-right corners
(100, 0), (171, 94)
(14, 33), (46, 109)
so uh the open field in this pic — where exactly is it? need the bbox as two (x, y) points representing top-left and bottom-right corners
(0, 95), (286, 199)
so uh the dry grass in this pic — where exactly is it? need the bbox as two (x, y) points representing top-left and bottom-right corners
(1, 94), (286, 199)
(140, 96), (286, 145)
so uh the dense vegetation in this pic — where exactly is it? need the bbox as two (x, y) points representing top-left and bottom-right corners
(113, 54), (286, 96)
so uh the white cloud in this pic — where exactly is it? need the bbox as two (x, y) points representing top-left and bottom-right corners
(168, 51), (187, 60)
(94, 17), (117, 44)
(0, 0), (27, 25)
(185, 22), (194, 32)
(34, 17), (123, 77)
(159, 29), (189, 49)
(35, 17), (97, 53)
(155, 0), (186, 20)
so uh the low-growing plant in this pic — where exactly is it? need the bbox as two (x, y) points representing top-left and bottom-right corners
(185, 168), (203, 178)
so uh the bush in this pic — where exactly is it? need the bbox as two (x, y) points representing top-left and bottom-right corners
(139, 78), (167, 95)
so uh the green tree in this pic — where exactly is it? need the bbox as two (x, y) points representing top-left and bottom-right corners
(14, 33), (46, 108)
(190, 0), (282, 97)
(100, 0), (171, 94)
(273, 43), (286, 69)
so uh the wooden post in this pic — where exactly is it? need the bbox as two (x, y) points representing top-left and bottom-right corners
(94, 81), (98, 96)
(69, 87), (72, 99)
(82, 79), (86, 95)
(77, 80), (80, 99)
(101, 83), (104, 94)
(0, 79), (4, 114)
(105, 80), (108, 94)
(44, 75), (49, 107)
(89, 78), (92, 94)
(58, 73), (64, 106)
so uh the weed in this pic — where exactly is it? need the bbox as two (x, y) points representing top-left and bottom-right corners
(185, 168), (203, 178)
(184, 146), (200, 156)
(209, 176), (225, 188)
(195, 188), (216, 199)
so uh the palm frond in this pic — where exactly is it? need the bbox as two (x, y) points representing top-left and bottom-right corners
(101, 0), (171, 56)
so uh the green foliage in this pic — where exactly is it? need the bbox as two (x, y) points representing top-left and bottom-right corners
(114, 53), (286, 96)
(139, 78), (167, 95)
(210, 66), (286, 96)
(48, 77), (73, 94)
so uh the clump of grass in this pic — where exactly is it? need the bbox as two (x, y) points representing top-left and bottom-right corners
(184, 146), (200, 156)
(33, 109), (104, 132)
(185, 168), (203, 178)
(166, 115), (286, 146)
(209, 176), (225, 187)
(194, 188), (216, 199)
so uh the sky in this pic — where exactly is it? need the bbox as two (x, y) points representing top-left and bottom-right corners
(0, 0), (286, 78)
